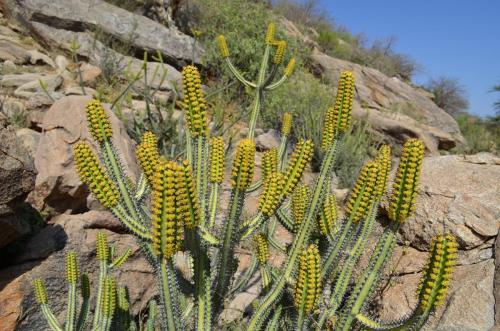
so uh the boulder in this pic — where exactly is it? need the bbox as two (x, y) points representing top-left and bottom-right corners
(0, 127), (37, 248)
(28, 95), (139, 214)
(0, 211), (156, 331)
(310, 49), (466, 153)
(400, 153), (500, 250)
(255, 129), (281, 151)
(1, 0), (203, 64)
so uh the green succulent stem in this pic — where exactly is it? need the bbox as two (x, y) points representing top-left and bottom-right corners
(208, 184), (220, 227)
(92, 260), (108, 330)
(41, 304), (63, 331)
(337, 222), (399, 331)
(247, 137), (339, 330)
(65, 283), (77, 331)
(247, 44), (270, 139)
(194, 136), (208, 226)
(157, 258), (182, 331)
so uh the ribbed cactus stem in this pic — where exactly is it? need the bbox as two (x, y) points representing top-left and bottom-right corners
(294, 244), (321, 329)
(65, 251), (78, 331)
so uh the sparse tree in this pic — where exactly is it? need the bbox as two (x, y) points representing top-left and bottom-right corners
(426, 77), (469, 115)
(493, 84), (500, 114)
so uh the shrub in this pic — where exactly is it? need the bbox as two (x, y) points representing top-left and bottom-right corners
(33, 24), (455, 331)
(426, 76), (469, 115)
(454, 113), (499, 154)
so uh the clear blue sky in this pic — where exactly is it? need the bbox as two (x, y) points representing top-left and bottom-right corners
(314, 0), (500, 117)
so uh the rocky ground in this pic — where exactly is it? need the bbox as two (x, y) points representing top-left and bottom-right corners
(0, 1), (499, 330)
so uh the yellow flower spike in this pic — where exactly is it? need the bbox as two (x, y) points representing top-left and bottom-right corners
(283, 139), (314, 196)
(181, 65), (208, 137)
(345, 161), (380, 222)
(284, 58), (296, 77)
(217, 35), (230, 58)
(388, 138), (425, 222)
(230, 139), (255, 190)
(136, 131), (160, 184)
(180, 160), (201, 229)
(209, 137), (225, 183)
(96, 232), (109, 261)
(253, 233), (269, 265)
(73, 141), (119, 208)
(294, 244), (321, 314)
(33, 279), (48, 304)
(102, 276), (117, 317)
(273, 40), (287, 65)
(261, 148), (278, 183)
(321, 71), (355, 150)
(85, 99), (113, 143)
(374, 145), (391, 199)
(417, 235), (457, 310)
(151, 161), (185, 259)
(281, 112), (292, 137)
(65, 251), (79, 284)
(291, 184), (310, 232)
(258, 172), (286, 216)
(318, 194), (337, 236)
(265, 23), (275, 44)
(118, 287), (129, 311)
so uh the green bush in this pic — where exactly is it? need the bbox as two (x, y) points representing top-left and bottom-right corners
(454, 113), (499, 154)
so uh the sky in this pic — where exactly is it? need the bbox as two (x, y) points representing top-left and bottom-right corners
(313, 0), (500, 117)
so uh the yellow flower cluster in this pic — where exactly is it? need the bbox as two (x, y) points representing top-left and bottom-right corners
(265, 23), (275, 44)
(179, 160), (201, 229)
(96, 232), (109, 261)
(261, 148), (278, 183)
(345, 161), (379, 223)
(65, 251), (79, 284)
(73, 141), (119, 208)
(253, 233), (269, 264)
(230, 139), (255, 190)
(33, 279), (48, 304)
(85, 99), (112, 143)
(182, 65), (207, 137)
(318, 194), (337, 236)
(321, 71), (355, 150)
(283, 139), (314, 195)
(217, 35), (230, 58)
(273, 41), (287, 65)
(388, 138), (425, 222)
(209, 137), (225, 183)
(418, 235), (457, 309)
(136, 131), (160, 184)
(294, 244), (321, 314)
(151, 161), (185, 259)
(284, 58), (296, 77)
(292, 184), (310, 232)
(281, 112), (292, 137)
(374, 145), (391, 199)
(259, 172), (285, 216)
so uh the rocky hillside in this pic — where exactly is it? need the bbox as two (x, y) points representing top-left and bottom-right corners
(0, 1), (498, 330)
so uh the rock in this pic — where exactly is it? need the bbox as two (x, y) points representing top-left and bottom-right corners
(0, 38), (29, 64)
(3, 0), (203, 64)
(14, 74), (63, 99)
(28, 95), (139, 214)
(28, 23), (182, 93)
(2, 59), (17, 72)
(15, 128), (40, 159)
(495, 235), (500, 327)
(79, 62), (101, 84)
(310, 49), (465, 152)
(0, 97), (25, 120)
(0, 127), (36, 248)
(377, 260), (495, 331)
(255, 129), (281, 151)
(400, 153), (500, 250)
(0, 211), (156, 331)
(26, 49), (55, 67)
(1, 73), (45, 87)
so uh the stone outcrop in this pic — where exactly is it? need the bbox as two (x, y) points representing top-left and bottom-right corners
(375, 153), (500, 331)
(0, 211), (156, 330)
(28, 95), (139, 214)
(310, 49), (465, 154)
(1, 0), (203, 64)
(0, 127), (37, 248)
